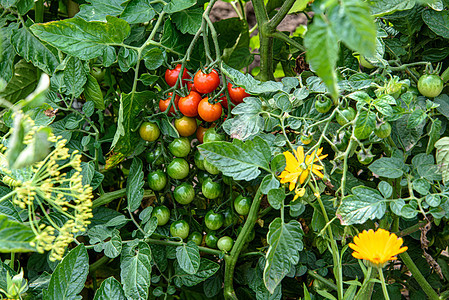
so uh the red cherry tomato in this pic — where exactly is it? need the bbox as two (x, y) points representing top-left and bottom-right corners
(198, 97), (222, 122)
(159, 92), (179, 116)
(178, 91), (202, 117)
(227, 82), (250, 105)
(193, 69), (220, 94)
(219, 94), (229, 110)
(187, 81), (200, 93)
(165, 64), (190, 87)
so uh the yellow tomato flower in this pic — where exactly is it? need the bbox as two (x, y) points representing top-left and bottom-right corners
(278, 146), (327, 191)
(349, 229), (408, 268)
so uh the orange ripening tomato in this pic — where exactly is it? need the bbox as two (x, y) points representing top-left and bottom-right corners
(178, 91), (202, 117)
(159, 92), (179, 116)
(175, 116), (198, 137)
(227, 82), (250, 105)
(196, 126), (208, 143)
(198, 98), (222, 122)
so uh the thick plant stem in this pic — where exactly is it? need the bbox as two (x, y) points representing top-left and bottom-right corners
(400, 252), (440, 300)
(224, 188), (263, 299)
(35, 0), (44, 23)
(92, 189), (154, 209)
(251, 0), (273, 81)
(378, 268), (390, 300)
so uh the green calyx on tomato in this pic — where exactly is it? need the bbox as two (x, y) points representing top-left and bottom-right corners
(374, 121), (391, 139)
(175, 116), (197, 137)
(167, 158), (190, 180)
(234, 195), (251, 216)
(203, 128), (225, 143)
(202, 178), (222, 199)
(205, 231), (219, 248)
(152, 205), (170, 226)
(193, 69), (220, 94)
(148, 170), (167, 191)
(169, 137), (191, 157)
(205, 210), (224, 231)
(170, 220), (190, 239)
(198, 97), (222, 123)
(314, 95), (333, 114)
(357, 148), (375, 165)
(188, 231), (203, 246)
(217, 236), (233, 252)
(194, 151), (206, 170)
(336, 107), (356, 126)
(173, 183), (195, 205)
(204, 159), (220, 175)
(139, 122), (160, 142)
(418, 74), (443, 98)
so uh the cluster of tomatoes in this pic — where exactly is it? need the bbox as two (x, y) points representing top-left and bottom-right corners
(136, 65), (254, 252)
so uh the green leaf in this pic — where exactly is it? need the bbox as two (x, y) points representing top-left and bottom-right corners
(434, 94), (449, 119)
(160, 19), (190, 54)
(176, 241), (201, 275)
(422, 9), (449, 39)
(174, 258), (220, 287)
(222, 63), (283, 94)
(427, 119), (442, 154)
(93, 277), (126, 300)
(0, 193), (22, 222)
(77, 0), (125, 21)
(394, 114), (424, 152)
(143, 47), (164, 70)
(331, 0), (376, 56)
(120, 0), (156, 24)
(120, 241), (152, 300)
(0, 60), (37, 103)
(354, 110), (376, 140)
(172, 8), (203, 35)
(164, 0), (196, 13)
(0, 24), (17, 83)
(139, 74), (159, 86)
(104, 229), (122, 258)
(337, 186), (387, 225)
(84, 74), (105, 109)
(44, 244), (89, 300)
(118, 48), (138, 72)
(435, 137), (449, 184)
(407, 109), (427, 128)
(222, 97), (264, 140)
(126, 158), (145, 212)
(198, 136), (271, 181)
(63, 56), (87, 98)
(267, 188), (285, 210)
(304, 14), (339, 99)
(30, 16), (130, 61)
(11, 26), (59, 75)
(378, 181), (392, 198)
(369, 0), (415, 17)
(0, 215), (36, 252)
(263, 218), (303, 293)
(112, 90), (155, 155)
(368, 157), (404, 178)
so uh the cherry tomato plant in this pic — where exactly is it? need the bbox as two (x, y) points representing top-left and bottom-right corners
(1, 1), (449, 300)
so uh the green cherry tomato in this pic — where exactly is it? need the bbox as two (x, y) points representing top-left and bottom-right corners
(188, 231), (203, 246)
(203, 128), (225, 143)
(167, 158), (189, 180)
(374, 122), (392, 139)
(91, 67), (106, 82)
(336, 107), (356, 126)
(217, 236), (233, 252)
(152, 205), (170, 226)
(314, 95), (333, 114)
(418, 74), (443, 98)
(139, 122), (160, 142)
(222, 207), (237, 227)
(202, 178), (222, 199)
(234, 195), (251, 216)
(194, 151), (206, 170)
(205, 231), (219, 248)
(300, 134), (313, 145)
(204, 159), (220, 175)
(146, 146), (164, 166)
(357, 149), (375, 165)
(333, 131), (350, 151)
(205, 210), (224, 231)
(173, 183), (195, 205)
(170, 220), (190, 239)
(147, 170), (167, 191)
(169, 137), (191, 157)
(359, 56), (375, 69)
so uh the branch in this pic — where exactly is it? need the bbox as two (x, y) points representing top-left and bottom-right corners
(270, 31), (305, 52)
(267, 0), (296, 32)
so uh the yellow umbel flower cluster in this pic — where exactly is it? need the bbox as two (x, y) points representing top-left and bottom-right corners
(349, 228), (408, 268)
(0, 116), (94, 261)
